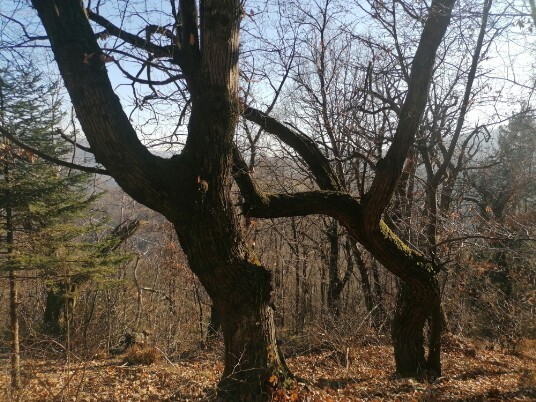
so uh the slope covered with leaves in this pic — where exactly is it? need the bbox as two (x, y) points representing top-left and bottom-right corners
(1, 338), (534, 401)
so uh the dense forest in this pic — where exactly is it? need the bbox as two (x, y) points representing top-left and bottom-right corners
(0, 0), (535, 400)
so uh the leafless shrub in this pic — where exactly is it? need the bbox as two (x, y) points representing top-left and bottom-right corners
(123, 345), (160, 365)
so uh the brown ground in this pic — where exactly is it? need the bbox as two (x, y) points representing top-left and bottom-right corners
(1, 338), (534, 401)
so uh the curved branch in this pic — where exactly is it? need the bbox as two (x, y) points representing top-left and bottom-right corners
(32, 0), (175, 215)
(242, 106), (341, 191)
(0, 13), (48, 42)
(0, 126), (108, 175)
(432, 234), (535, 249)
(113, 61), (184, 85)
(243, 189), (363, 223)
(239, 179), (435, 280)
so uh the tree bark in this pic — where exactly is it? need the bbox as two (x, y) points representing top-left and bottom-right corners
(9, 270), (20, 389)
(391, 279), (441, 377)
(4, 159), (20, 389)
(237, 0), (455, 378)
(31, 0), (291, 398)
(32, 0), (456, 388)
(190, 253), (290, 398)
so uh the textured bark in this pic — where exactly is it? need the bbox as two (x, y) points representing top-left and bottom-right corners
(237, 0), (455, 378)
(32, 0), (290, 398)
(9, 271), (20, 389)
(391, 280), (441, 377)
(32, 0), (456, 387)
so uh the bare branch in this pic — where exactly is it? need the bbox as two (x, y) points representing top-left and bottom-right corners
(433, 234), (535, 249)
(56, 129), (93, 153)
(87, 10), (176, 59)
(0, 126), (108, 175)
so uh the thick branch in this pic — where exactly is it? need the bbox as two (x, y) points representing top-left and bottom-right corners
(32, 0), (175, 216)
(363, 0), (455, 227)
(232, 145), (265, 205)
(242, 106), (341, 191)
(243, 190), (362, 223)
(241, 183), (434, 280)
(430, 0), (492, 188)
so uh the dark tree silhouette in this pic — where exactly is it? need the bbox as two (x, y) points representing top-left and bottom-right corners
(31, 0), (455, 397)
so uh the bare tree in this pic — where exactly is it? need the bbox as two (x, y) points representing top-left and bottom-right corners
(15, 0), (529, 394)
(30, 1), (291, 398)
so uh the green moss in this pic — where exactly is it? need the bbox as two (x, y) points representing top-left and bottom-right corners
(379, 220), (419, 258)
(379, 220), (436, 276)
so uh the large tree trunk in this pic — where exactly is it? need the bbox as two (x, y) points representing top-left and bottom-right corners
(172, 141), (291, 397)
(31, 1), (291, 398)
(391, 279), (441, 377)
(32, 0), (456, 391)
(182, 238), (290, 398)
(172, 59), (292, 396)
(218, 298), (288, 398)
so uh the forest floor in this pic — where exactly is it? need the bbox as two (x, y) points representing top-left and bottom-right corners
(0, 336), (534, 401)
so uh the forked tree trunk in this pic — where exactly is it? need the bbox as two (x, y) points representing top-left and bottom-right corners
(190, 256), (290, 399)
(32, 0), (456, 392)
(173, 70), (292, 396)
(392, 278), (441, 377)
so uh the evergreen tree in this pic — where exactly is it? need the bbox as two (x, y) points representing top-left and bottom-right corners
(0, 64), (129, 386)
